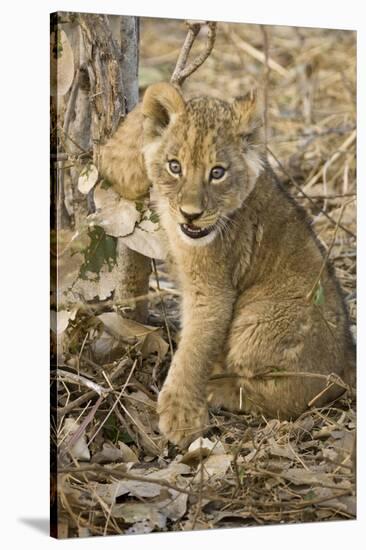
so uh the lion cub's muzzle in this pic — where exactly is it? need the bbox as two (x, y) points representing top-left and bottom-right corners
(180, 223), (215, 239)
(178, 207), (215, 239)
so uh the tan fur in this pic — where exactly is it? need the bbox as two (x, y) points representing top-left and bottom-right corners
(100, 82), (355, 447)
(99, 105), (150, 200)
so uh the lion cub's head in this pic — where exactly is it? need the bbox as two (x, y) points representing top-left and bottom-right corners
(142, 82), (263, 246)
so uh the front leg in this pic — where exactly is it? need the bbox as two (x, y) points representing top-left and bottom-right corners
(158, 285), (235, 446)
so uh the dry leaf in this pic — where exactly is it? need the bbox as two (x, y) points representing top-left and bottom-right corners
(181, 437), (232, 480)
(56, 229), (90, 301)
(299, 487), (356, 516)
(118, 500), (186, 535)
(202, 453), (232, 479)
(211, 510), (253, 525)
(267, 438), (296, 460)
(93, 183), (141, 237)
(96, 462), (190, 503)
(91, 442), (124, 464)
(92, 182), (168, 258)
(181, 437), (226, 464)
(108, 465), (189, 525)
(139, 218), (158, 232)
(329, 430), (354, 453)
(146, 461), (191, 482)
(50, 307), (78, 334)
(105, 479), (163, 500)
(155, 489), (188, 521)
(121, 226), (168, 260)
(72, 263), (119, 301)
(98, 312), (158, 342)
(121, 400), (163, 456)
(78, 164), (98, 194)
(61, 418), (90, 461)
(90, 328), (124, 363)
(141, 332), (169, 363)
(118, 441), (139, 463)
(59, 480), (94, 508)
(127, 390), (157, 410)
(111, 502), (166, 528)
(281, 468), (351, 488)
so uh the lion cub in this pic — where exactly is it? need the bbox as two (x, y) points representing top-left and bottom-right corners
(100, 82), (355, 446)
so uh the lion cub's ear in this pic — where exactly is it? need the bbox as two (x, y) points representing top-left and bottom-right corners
(142, 82), (186, 141)
(232, 90), (263, 142)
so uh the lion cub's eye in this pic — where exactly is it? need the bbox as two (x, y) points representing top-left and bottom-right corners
(210, 166), (226, 181)
(167, 159), (182, 176)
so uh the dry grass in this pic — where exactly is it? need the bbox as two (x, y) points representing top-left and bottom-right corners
(53, 18), (356, 538)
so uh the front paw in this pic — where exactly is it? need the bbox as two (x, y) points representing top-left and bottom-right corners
(157, 384), (208, 447)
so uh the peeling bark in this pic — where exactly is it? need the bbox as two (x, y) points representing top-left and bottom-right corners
(60, 13), (151, 322)
(114, 16), (151, 321)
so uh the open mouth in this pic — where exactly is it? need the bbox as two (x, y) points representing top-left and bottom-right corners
(180, 223), (215, 239)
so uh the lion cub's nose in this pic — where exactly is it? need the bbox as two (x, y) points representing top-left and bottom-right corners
(179, 208), (204, 223)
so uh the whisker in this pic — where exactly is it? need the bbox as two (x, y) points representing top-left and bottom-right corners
(217, 217), (232, 241)
(221, 213), (240, 230)
(217, 219), (225, 243)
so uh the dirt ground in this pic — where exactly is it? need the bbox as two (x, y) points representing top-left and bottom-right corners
(53, 17), (356, 537)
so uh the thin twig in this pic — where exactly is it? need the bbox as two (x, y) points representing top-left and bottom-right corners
(171, 21), (217, 86)
(152, 259), (175, 359)
(306, 199), (354, 302)
(58, 464), (352, 511)
(118, 400), (161, 454)
(57, 400), (92, 448)
(287, 438), (310, 470)
(171, 21), (201, 81)
(87, 359), (138, 447)
(307, 382), (336, 408)
(59, 395), (104, 460)
(267, 146), (356, 239)
(103, 482), (120, 536)
(58, 357), (131, 416)
(210, 370), (351, 392)
(57, 369), (111, 396)
(304, 130), (356, 191)
(224, 25), (289, 78)
(58, 390), (96, 417)
(110, 287), (181, 306)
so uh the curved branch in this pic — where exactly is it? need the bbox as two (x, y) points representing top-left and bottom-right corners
(171, 21), (217, 86)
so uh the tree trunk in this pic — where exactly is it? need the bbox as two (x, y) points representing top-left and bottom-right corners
(113, 16), (151, 322)
(60, 13), (151, 322)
